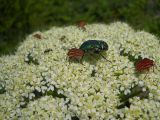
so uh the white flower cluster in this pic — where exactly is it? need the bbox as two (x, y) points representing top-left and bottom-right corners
(0, 22), (160, 120)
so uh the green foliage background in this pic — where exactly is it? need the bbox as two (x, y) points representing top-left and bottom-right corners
(0, 0), (160, 55)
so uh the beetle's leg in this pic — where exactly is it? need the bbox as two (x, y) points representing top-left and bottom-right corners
(66, 56), (68, 61)
(89, 53), (97, 61)
(66, 56), (69, 64)
(81, 55), (84, 62)
(68, 57), (71, 65)
(81, 27), (86, 31)
(154, 64), (160, 71)
(79, 58), (84, 65)
(99, 53), (112, 63)
(80, 56), (84, 65)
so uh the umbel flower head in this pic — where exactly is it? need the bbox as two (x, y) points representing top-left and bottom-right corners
(0, 22), (160, 120)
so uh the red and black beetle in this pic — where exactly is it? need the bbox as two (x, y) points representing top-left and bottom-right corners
(78, 20), (86, 30)
(135, 58), (155, 78)
(67, 48), (85, 63)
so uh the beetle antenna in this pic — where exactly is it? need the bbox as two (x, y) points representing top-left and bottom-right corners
(99, 53), (112, 63)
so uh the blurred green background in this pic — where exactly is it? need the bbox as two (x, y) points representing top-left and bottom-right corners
(0, 0), (160, 56)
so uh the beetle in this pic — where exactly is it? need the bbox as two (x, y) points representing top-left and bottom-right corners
(44, 48), (53, 53)
(78, 20), (86, 30)
(79, 40), (111, 62)
(135, 58), (155, 72)
(67, 48), (85, 63)
(135, 58), (155, 78)
(33, 33), (42, 39)
(80, 40), (108, 53)
(60, 35), (66, 42)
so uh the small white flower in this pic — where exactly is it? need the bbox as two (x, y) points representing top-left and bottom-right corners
(124, 89), (131, 95)
(120, 86), (125, 91)
(48, 85), (54, 91)
(35, 86), (41, 92)
(138, 81), (144, 87)
(29, 93), (35, 99)
(142, 87), (146, 92)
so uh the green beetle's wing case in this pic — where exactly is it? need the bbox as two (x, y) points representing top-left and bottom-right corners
(80, 40), (100, 52)
(79, 40), (108, 52)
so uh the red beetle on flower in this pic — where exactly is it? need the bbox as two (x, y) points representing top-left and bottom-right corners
(67, 48), (85, 63)
(135, 58), (155, 78)
(78, 20), (86, 31)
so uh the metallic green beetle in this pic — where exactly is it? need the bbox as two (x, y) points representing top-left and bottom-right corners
(79, 40), (111, 62)
(80, 40), (108, 53)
